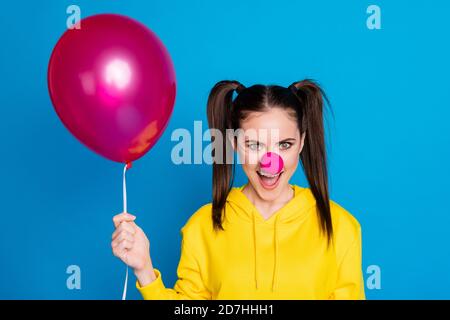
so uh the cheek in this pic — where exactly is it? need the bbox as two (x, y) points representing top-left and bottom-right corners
(237, 147), (260, 170)
(282, 152), (300, 172)
(241, 160), (258, 175)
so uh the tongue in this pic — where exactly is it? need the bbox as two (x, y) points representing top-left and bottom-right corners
(260, 174), (278, 186)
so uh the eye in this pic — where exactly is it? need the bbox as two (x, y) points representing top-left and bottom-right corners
(279, 142), (292, 150)
(247, 142), (261, 151)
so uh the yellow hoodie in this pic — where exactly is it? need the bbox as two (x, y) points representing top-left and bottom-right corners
(136, 184), (365, 300)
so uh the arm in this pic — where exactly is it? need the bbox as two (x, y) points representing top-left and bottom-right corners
(112, 212), (211, 300)
(330, 227), (366, 300)
(135, 227), (211, 300)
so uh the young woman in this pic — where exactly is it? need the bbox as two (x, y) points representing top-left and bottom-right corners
(111, 79), (365, 300)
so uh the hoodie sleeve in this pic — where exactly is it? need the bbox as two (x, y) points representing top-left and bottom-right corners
(136, 226), (211, 300)
(330, 226), (366, 300)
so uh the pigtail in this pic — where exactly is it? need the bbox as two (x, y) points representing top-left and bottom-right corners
(289, 79), (333, 244)
(206, 80), (244, 232)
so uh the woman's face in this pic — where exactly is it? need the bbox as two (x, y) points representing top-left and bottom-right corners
(234, 107), (306, 202)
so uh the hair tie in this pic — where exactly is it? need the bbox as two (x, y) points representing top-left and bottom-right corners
(288, 83), (298, 94)
(236, 83), (246, 94)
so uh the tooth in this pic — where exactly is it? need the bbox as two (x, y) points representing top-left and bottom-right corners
(259, 171), (278, 178)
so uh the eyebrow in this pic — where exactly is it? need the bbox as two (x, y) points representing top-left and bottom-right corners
(279, 138), (297, 143)
(244, 138), (297, 143)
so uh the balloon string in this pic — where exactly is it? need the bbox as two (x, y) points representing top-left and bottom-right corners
(122, 266), (128, 301)
(122, 162), (131, 300)
(123, 162), (128, 214)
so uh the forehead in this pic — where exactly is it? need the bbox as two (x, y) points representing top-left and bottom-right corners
(239, 108), (299, 140)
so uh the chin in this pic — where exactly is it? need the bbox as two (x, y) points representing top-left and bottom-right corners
(256, 188), (282, 202)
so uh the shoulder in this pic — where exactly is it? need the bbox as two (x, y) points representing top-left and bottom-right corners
(329, 199), (361, 240)
(180, 203), (213, 242)
(183, 203), (213, 229)
(328, 199), (362, 260)
(295, 185), (362, 238)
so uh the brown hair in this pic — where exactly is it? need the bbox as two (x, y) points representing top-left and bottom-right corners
(206, 79), (333, 243)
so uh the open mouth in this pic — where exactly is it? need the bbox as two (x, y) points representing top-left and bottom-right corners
(257, 169), (284, 189)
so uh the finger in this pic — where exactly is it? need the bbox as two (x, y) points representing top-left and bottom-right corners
(112, 245), (122, 258)
(111, 235), (134, 249)
(112, 245), (128, 261)
(113, 212), (136, 228)
(124, 221), (142, 234)
(117, 239), (134, 251)
(117, 249), (129, 265)
(126, 221), (142, 232)
(112, 230), (134, 244)
(112, 222), (136, 239)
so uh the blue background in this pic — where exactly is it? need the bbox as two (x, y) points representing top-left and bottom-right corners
(0, 0), (449, 299)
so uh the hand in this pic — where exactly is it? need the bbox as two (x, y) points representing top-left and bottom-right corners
(111, 212), (152, 273)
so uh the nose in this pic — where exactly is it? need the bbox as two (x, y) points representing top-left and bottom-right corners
(260, 152), (284, 175)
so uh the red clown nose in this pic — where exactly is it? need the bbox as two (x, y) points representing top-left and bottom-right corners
(260, 152), (284, 175)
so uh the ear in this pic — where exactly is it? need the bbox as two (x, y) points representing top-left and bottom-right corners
(299, 131), (306, 154)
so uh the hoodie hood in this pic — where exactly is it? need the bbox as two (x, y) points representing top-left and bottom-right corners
(225, 184), (316, 292)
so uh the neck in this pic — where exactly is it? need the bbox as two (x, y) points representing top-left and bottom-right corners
(242, 182), (294, 220)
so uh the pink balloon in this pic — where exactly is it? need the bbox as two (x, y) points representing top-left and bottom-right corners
(48, 14), (176, 163)
(260, 152), (284, 175)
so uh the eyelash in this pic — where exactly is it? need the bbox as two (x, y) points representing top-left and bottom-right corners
(246, 143), (261, 151)
(279, 142), (292, 150)
(245, 142), (292, 151)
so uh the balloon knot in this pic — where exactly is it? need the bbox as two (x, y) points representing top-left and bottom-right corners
(126, 161), (132, 169)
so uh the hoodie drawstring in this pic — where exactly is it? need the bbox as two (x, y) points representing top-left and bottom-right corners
(272, 215), (278, 292)
(252, 212), (258, 290)
(252, 211), (279, 292)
